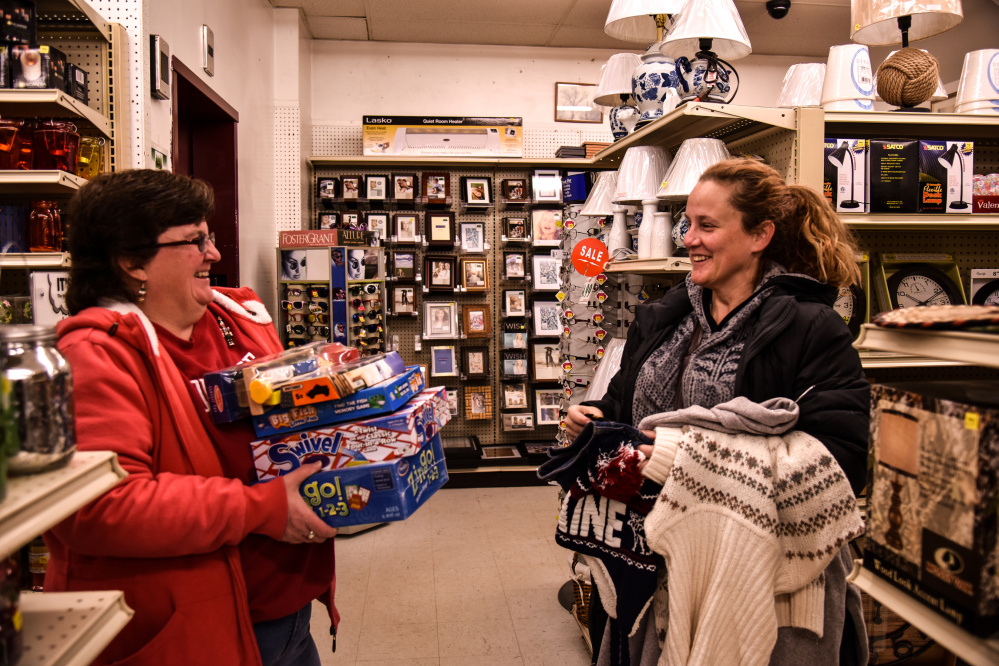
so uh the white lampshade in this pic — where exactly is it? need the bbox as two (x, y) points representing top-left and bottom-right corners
(613, 146), (672, 204)
(604, 0), (687, 43)
(776, 63), (826, 107)
(594, 53), (643, 107)
(657, 138), (730, 201)
(580, 171), (620, 216)
(850, 0), (963, 46)
(660, 0), (751, 60)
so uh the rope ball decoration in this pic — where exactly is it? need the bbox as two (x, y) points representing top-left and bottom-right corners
(876, 48), (940, 108)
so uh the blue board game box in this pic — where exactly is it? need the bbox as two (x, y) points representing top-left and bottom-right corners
(251, 366), (424, 437)
(297, 431), (448, 527)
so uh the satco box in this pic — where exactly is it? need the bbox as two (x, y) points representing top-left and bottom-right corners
(10, 44), (66, 90)
(362, 116), (523, 157)
(251, 366), (425, 437)
(295, 431), (448, 528)
(250, 386), (450, 481)
(869, 139), (919, 213)
(824, 139), (867, 212)
(865, 381), (999, 636)
(937, 141), (974, 212)
(917, 141), (948, 213)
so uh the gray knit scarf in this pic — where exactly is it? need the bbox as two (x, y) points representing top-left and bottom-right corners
(633, 263), (789, 424)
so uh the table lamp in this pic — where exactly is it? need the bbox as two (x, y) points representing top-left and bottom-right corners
(604, 0), (687, 128)
(659, 0), (751, 104)
(656, 138), (730, 202)
(938, 144), (970, 209)
(613, 145), (672, 259)
(827, 141), (862, 209)
(594, 54), (643, 140)
(851, 0), (962, 110)
(581, 171), (635, 260)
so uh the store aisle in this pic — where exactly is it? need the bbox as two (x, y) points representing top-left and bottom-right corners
(310, 485), (591, 665)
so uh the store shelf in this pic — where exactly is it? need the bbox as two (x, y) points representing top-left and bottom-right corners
(857, 350), (968, 369)
(848, 561), (999, 666)
(0, 450), (127, 557)
(0, 90), (112, 139)
(310, 155), (593, 169)
(0, 170), (88, 196)
(20, 591), (134, 666)
(824, 110), (999, 141)
(0, 252), (71, 268)
(604, 257), (692, 275)
(854, 324), (999, 369)
(37, 0), (111, 40)
(842, 214), (999, 231)
(591, 103), (797, 167)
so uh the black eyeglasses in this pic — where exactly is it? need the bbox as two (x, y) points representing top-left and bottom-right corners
(287, 324), (306, 335)
(309, 302), (329, 313)
(138, 232), (216, 253)
(285, 287), (305, 297)
(351, 312), (365, 323)
(309, 286), (329, 298)
(309, 325), (330, 336)
(353, 324), (382, 334)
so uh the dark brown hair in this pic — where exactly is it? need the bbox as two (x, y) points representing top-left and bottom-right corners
(64, 169), (215, 314)
(699, 158), (860, 289)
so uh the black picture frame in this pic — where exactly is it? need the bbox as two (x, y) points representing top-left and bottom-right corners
(426, 211), (456, 247)
(390, 284), (416, 315)
(341, 175), (362, 200)
(504, 216), (528, 241)
(504, 251), (527, 280)
(462, 346), (490, 378)
(393, 213), (419, 243)
(391, 251), (416, 280)
(365, 174), (389, 200)
(392, 173), (416, 200)
(424, 255), (457, 291)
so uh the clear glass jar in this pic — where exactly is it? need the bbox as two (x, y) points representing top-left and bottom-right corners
(32, 120), (80, 172)
(76, 135), (105, 180)
(0, 118), (33, 170)
(29, 200), (61, 253)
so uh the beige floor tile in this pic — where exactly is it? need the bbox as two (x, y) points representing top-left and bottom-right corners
(512, 614), (590, 656)
(497, 561), (567, 593)
(491, 537), (565, 569)
(434, 564), (508, 622)
(504, 587), (572, 621)
(355, 660), (439, 666)
(521, 649), (591, 666)
(437, 619), (521, 658)
(314, 600), (361, 665)
(362, 584), (437, 624)
(439, 657), (525, 666)
(356, 622), (439, 661)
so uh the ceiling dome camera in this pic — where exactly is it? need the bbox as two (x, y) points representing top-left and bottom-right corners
(766, 0), (791, 19)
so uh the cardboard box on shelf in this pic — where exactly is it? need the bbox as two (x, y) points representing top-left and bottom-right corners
(869, 139), (919, 214)
(824, 139), (867, 212)
(864, 381), (999, 637)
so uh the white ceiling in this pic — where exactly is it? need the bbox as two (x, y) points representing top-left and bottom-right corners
(268, 0), (859, 57)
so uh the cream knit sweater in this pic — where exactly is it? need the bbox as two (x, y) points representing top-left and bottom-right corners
(638, 397), (864, 666)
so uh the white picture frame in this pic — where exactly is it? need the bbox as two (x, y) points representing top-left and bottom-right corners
(535, 388), (563, 425)
(423, 301), (458, 339)
(460, 222), (486, 253)
(504, 289), (527, 317)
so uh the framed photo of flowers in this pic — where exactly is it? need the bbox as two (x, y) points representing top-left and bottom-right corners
(426, 212), (456, 247)
(462, 347), (489, 379)
(463, 303), (492, 338)
(424, 255), (456, 291)
(465, 386), (493, 420)
(460, 257), (488, 291)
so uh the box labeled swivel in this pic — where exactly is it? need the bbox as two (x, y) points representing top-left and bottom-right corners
(864, 381), (999, 637)
(823, 139), (867, 212)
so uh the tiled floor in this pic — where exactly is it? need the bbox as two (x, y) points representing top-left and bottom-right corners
(310, 485), (591, 666)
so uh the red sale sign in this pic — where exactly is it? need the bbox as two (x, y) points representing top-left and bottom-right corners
(571, 238), (609, 277)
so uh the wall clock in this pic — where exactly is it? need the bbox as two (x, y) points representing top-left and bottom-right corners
(833, 284), (866, 337)
(972, 279), (999, 305)
(886, 264), (963, 309)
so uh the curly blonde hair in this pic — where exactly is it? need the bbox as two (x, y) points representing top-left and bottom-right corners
(699, 158), (861, 289)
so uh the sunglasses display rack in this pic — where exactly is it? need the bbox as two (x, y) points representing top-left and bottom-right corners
(347, 280), (385, 354)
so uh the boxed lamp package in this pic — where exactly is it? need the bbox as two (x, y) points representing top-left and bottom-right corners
(823, 139), (867, 212)
(250, 386), (450, 481)
(10, 44), (66, 90)
(920, 141), (974, 213)
(865, 381), (999, 636)
(868, 139), (919, 213)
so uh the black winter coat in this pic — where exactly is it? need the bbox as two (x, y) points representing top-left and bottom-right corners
(584, 274), (871, 495)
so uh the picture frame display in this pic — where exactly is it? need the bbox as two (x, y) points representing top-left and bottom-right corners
(533, 300), (562, 336)
(391, 251), (416, 280)
(502, 413), (535, 432)
(392, 173), (416, 200)
(502, 350), (528, 377)
(501, 330), (528, 349)
(504, 252), (526, 280)
(460, 222), (486, 253)
(532, 169), (562, 203)
(532, 254), (561, 291)
(366, 212), (388, 237)
(480, 445), (522, 460)
(430, 346), (458, 377)
(503, 382), (528, 409)
(504, 217), (528, 241)
(465, 386), (493, 420)
(460, 257), (488, 291)
(502, 178), (528, 201)
(463, 303), (492, 338)
(532, 342), (562, 381)
(365, 174), (388, 200)
(503, 289), (527, 317)
(445, 389), (460, 417)
(423, 301), (458, 338)
(317, 177), (338, 199)
(342, 212), (361, 230)
(394, 213), (419, 243)
(342, 176), (361, 199)
(462, 347), (490, 378)
(555, 82), (602, 124)
(391, 284), (416, 314)
(424, 255), (456, 291)
(463, 176), (492, 205)
(318, 212), (337, 230)
(535, 388), (563, 425)
(427, 212), (456, 246)
(422, 171), (450, 202)
(531, 209), (562, 245)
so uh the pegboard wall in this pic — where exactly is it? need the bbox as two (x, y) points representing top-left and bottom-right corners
(275, 105), (303, 237)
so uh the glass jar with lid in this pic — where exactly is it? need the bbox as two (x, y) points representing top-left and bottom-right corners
(28, 200), (61, 253)
(32, 119), (80, 172)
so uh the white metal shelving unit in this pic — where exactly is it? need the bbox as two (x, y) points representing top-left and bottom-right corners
(0, 451), (133, 662)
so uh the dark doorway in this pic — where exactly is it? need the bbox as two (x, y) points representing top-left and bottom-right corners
(172, 57), (239, 287)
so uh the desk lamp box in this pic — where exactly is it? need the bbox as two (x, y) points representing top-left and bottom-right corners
(919, 141), (974, 213)
(868, 139), (919, 213)
(823, 139), (867, 213)
(865, 381), (999, 636)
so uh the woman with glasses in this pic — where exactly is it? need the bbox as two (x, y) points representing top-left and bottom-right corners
(565, 158), (869, 665)
(48, 170), (338, 666)
(281, 249), (306, 281)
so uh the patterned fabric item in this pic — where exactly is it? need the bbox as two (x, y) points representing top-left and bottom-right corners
(643, 422), (865, 666)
